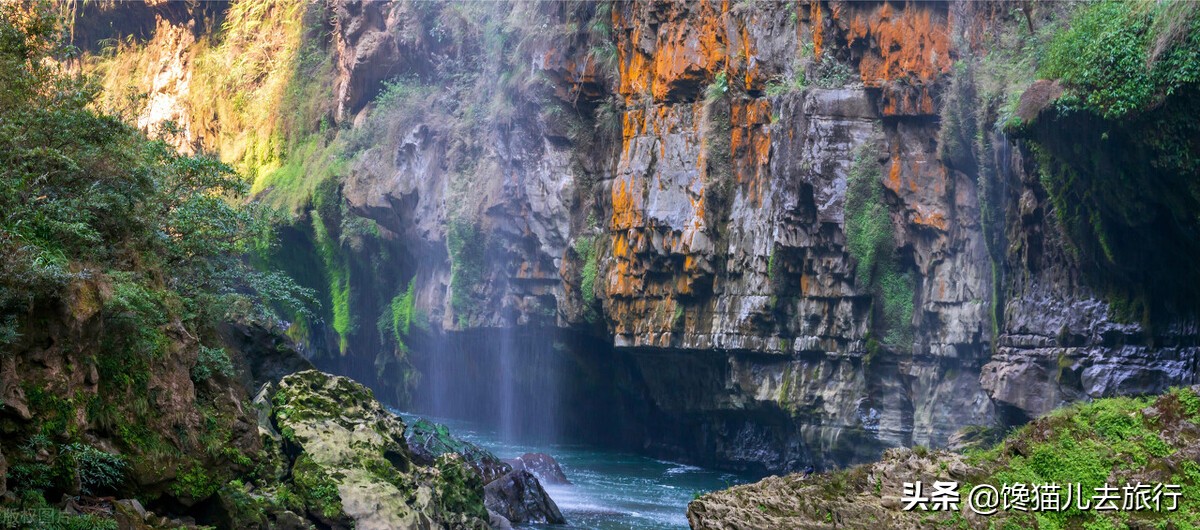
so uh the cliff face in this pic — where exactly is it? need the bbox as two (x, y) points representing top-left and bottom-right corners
(86, 0), (1200, 474)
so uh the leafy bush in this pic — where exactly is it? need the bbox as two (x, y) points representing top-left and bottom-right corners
(705, 71), (729, 102)
(809, 54), (854, 88)
(0, 3), (313, 329)
(843, 144), (915, 351)
(574, 237), (599, 304)
(1024, 0), (1200, 319)
(192, 346), (235, 383)
(879, 268), (915, 350)
(844, 145), (892, 286)
(960, 391), (1200, 529)
(64, 443), (127, 495)
(1040, 0), (1200, 120)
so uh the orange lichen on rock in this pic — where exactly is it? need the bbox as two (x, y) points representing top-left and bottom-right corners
(810, 1), (825, 57)
(913, 210), (948, 231)
(650, 0), (726, 101)
(614, 0), (736, 103)
(621, 108), (647, 154)
(887, 153), (902, 192)
(849, 2), (951, 86)
(736, 23), (766, 92)
(615, 3), (652, 101)
(611, 177), (643, 231)
(729, 99), (772, 206)
(541, 48), (603, 103)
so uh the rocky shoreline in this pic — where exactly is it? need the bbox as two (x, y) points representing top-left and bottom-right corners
(689, 387), (1200, 529)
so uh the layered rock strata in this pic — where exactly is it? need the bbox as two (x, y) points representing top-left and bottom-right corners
(85, 0), (1200, 473)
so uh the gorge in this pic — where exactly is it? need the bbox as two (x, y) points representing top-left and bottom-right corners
(2, 0), (1200, 528)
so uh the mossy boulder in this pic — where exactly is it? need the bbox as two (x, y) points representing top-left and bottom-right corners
(406, 418), (512, 483)
(270, 370), (489, 529)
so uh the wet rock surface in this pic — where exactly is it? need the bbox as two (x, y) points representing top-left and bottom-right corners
(484, 470), (566, 525)
(505, 452), (570, 485)
(406, 418), (513, 484)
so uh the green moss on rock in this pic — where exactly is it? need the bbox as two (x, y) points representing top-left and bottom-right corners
(269, 370), (489, 529)
(689, 387), (1200, 529)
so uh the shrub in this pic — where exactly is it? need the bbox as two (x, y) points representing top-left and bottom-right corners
(0, 1), (314, 341)
(574, 237), (599, 304)
(843, 143), (915, 351)
(64, 443), (127, 495)
(1040, 1), (1200, 120)
(706, 71), (729, 102)
(0, 490), (118, 530)
(844, 145), (891, 286)
(809, 53), (854, 88)
(192, 346), (235, 383)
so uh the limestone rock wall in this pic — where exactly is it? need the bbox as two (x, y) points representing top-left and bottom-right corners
(88, 0), (1200, 473)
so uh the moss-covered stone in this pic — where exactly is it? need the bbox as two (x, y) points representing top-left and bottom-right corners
(689, 387), (1200, 529)
(270, 370), (489, 529)
(406, 418), (512, 483)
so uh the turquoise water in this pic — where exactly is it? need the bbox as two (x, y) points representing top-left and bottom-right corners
(397, 413), (755, 529)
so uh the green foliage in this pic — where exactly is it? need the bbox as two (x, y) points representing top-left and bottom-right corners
(447, 218), (487, 324)
(170, 462), (221, 501)
(844, 143), (914, 351)
(64, 443), (127, 496)
(8, 464), (53, 494)
(381, 277), (423, 353)
(1040, 1), (1200, 120)
(8, 437), (125, 497)
(961, 392), (1200, 529)
(1173, 387), (1200, 417)
(377, 75), (429, 110)
(766, 247), (787, 298)
(706, 71), (729, 102)
(0, 1), (313, 331)
(311, 210), (353, 353)
(702, 97), (734, 229)
(879, 268), (915, 349)
(433, 454), (488, 521)
(1019, 1), (1200, 319)
(809, 53), (854, 89)
(574, 236), (599, 304)
(192, 345), (235, 383)
(218, 480), (268, 528)
(766, 73), (806, 97)
(844, 145), (892, 286)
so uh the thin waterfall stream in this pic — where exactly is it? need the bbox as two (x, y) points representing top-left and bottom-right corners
(406, 327), (758, 527)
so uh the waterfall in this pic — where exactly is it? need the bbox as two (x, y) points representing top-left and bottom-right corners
(415, 326), (563, 442)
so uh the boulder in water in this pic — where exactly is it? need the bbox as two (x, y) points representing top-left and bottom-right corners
(405, 418), (512, 483)
(504, 452), (569, 485)
(484, 470), (566, 525)
(487, 509), (514, 530)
